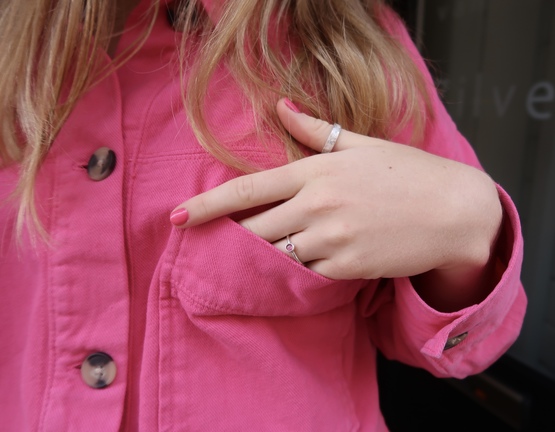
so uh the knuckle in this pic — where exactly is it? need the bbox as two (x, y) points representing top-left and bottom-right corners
(331, 257), (360, 280)
(335, 254), (365, 280)
(350, 256), (369, 279)
(314, 260), (340, 280)
(198, 197), (211, 220)
(241, 219), (255, 233)
(311, 120), (332, 147)
(306, 195), (342, 215)
(234, 175), (257, 204)
(328, 222), (354, 246)
(353, 250), (382, 279)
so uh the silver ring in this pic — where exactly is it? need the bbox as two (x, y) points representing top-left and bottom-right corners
(285, 235), (304, 265)
(321, 123), (341, 153)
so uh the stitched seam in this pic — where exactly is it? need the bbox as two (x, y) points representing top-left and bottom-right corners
(122, 71), (176, 432)
(172, 279), (249, 315)
(37, 153), (61, 431)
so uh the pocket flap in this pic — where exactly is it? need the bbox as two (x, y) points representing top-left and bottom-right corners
(162, 218), (365, 316)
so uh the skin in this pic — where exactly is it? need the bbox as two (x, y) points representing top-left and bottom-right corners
(171, 101), (503, 314)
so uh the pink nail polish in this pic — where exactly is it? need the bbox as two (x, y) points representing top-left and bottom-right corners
(284, 98), (301, 113)
(170, 208), (189, 226)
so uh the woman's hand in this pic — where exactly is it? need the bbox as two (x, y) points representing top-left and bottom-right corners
(171, 99), (502, 309)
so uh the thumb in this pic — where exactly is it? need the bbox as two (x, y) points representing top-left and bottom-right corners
(276, 98), (363, 152)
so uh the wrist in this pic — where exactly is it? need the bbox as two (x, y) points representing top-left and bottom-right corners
(412, 169), (503, 312)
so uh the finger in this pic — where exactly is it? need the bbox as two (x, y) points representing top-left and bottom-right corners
(276, 98), (368, 152)
(171, 164), (304, 227)
(273, 231), (327, 264)
(239, 197), (309, 243)
(306, 256), (367, 280)
(304, 259), (341, 279)
(274, 232), (360, 280)
(274, 230), (363, 280)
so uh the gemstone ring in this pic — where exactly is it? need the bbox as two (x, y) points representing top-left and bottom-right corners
(285, 235), (304, 265)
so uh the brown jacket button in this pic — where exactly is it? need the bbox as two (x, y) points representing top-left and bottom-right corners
(87, 147), (116, 181)
(443, 332), (468, 351)
(81, 352), (117, 388)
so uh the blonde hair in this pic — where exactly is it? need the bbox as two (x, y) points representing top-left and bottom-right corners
(0, 0), (429, 240)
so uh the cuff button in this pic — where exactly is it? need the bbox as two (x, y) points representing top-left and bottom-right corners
(443, 331), (468, 351)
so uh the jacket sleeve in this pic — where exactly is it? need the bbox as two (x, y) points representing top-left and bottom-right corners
(362, 7), (527, 378)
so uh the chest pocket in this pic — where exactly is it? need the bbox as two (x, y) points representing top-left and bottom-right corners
(160, 217), (365, 317)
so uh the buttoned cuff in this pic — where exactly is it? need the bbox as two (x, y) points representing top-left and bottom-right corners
(392, 184), (526, 375)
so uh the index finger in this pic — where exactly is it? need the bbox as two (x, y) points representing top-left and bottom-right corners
(170, 163), (304, 227)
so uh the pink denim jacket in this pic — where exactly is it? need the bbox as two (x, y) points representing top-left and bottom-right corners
(0, 1), (526, 430)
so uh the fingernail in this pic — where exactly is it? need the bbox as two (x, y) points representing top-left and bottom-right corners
(170, 208), (189, 226)
(284, 98), (301, 113)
